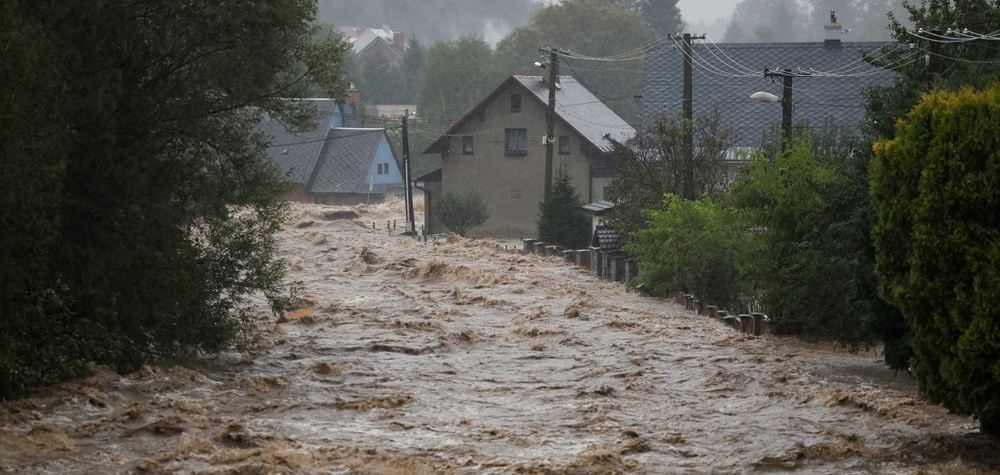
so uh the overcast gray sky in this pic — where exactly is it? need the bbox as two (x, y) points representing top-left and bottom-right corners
(678, 0), (743, 25)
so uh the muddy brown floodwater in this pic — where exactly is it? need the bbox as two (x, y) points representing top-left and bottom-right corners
(3, 200), (999, 475)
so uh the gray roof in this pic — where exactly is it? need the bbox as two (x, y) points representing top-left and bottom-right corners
(591, 226), (621, 250)
(259, 99), (341, 184)
(513, 76), (635, 152)
(308, 128), (389, 194)
(583, 200), (615, 214)
(425, 75), (635, 154)
(641, 41), (897, 147)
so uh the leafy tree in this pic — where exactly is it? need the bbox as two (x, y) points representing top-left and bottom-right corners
(600, 0), (684, 37)
(317, 0), (538, 44)
(537, 166), (591, 249)
(865, 0), (1000, 140)
(638, 0), (684, 38)
(493, 0), (655, 122)
(0, 0), (75, 399)
(606, 109), (736, 242)
(2, 0), (349, 398)
(416, 35), (502, 125)
(871, 84), (1000, 436)
(435, 191), (490, 237)
(625, 195), (745, 311)
(400, 36), (425, 103)
(859, 0), (1000, 372)
(357, 54), (408, 104)
(730, 137), (888, 350)
(723, 0), (809, 42)
(803, 1), (910, 42)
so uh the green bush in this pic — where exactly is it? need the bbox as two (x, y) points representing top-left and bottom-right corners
(872, 84), (1000, 435)
(435, 190), (490, 237)
(625, 194), (745, 311)
(729, 137), (895, 357)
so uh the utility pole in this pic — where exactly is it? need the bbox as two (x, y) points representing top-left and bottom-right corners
(402, 111), (415, 235)
(541, 47), (559, 200)
(763, 68), (810, 153)
(680, 33), (704, 201)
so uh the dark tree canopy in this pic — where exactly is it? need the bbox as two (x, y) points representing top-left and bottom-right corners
(494, 0), (655, 122)
(317, 0), (539, 44)
(1, 0), (348, 399)
(723, 0), (809, 42)
(416, 35), (502, 126)
(606, 110), (736, 243)
(872, 84), (1000, 436)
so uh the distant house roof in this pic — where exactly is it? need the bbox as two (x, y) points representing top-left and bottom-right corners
(258, 99), (341, 185)
(336, 26), (364, 42)
(368, 104), (416, 118)
(258, 100), (395, 195)
(424, 75), (635, 154)
(641, 41), (897, 147)
(309, 128), (392, 194)
(583, 200), (615, 215)
(350, 27), (405, 58)
(591, 226), (621, 250)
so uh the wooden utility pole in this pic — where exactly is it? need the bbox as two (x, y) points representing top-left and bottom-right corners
(763, 68), (810, 153)
(402, 111), (415, 234)
(541, 47), (558, 200)
(680, 33), (704, 200)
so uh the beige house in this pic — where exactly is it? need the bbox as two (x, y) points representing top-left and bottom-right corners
(423, 75), (635, 238)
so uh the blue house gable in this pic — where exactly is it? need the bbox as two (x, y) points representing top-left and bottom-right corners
(641, 39), (898, 148)
(308, 128), (402, 196)
(259, 99), (402, 204)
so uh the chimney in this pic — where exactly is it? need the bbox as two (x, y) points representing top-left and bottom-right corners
(824, 10), (842, 48)
(393, 32), (405, 51)
(345, 82), (360, 106)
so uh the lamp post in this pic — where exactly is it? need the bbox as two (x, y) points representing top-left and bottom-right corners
(753, 68), (810, 153)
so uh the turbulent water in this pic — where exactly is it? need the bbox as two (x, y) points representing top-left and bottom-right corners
(2, 201), (998, 474)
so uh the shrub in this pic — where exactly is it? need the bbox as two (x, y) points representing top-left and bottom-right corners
(871, 84), (1000, 435)
(435, 190), (489, 237)
(625, 194), (745, 311)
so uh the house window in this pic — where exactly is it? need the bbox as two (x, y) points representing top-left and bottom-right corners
(510, 93), (522, 112)
(463, 136), (474, 155)
(376, 164), (384, 174)
(505, 128), (528, 156)
(558, 135), (570, 154)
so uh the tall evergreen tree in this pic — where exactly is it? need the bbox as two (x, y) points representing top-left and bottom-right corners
(638, 0), (684, 38)
(537, 166), (591, 250)
(872, 83), (1000, 436)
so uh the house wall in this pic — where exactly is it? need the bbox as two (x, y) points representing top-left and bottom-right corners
(420, 181), (442, 234)
(313, 192), (387, 206)
(365, 137), (404, 189)
(358, 39), (402, 65)
(283, 183), (310, 203)
(440, 83), (593, 238)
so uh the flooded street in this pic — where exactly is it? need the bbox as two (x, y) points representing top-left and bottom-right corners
(3, 201), (998, 474)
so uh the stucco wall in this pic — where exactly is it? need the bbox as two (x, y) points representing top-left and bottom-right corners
(440, 82), (594, 239)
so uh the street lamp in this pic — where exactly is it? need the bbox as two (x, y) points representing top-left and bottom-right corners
(752, 68), (809, 153)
